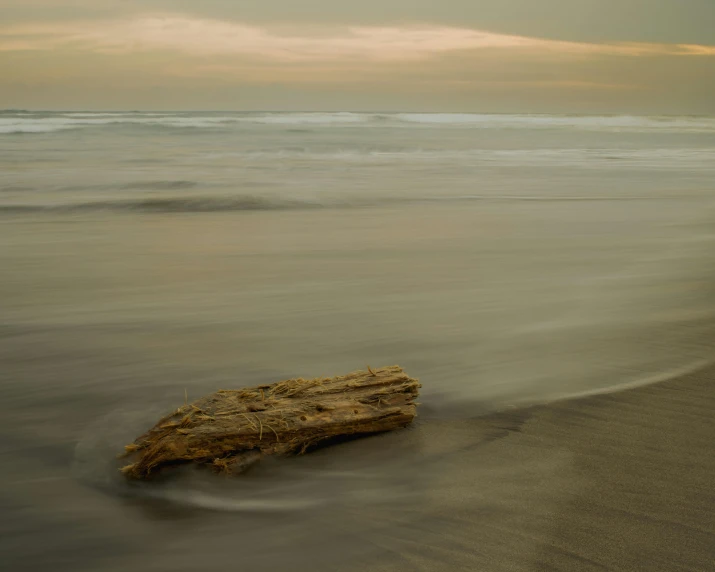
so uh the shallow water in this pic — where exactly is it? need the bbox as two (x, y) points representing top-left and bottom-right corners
(1, 111), (714, 570)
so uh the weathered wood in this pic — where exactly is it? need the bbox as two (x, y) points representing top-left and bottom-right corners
(121, 365), (420, 479)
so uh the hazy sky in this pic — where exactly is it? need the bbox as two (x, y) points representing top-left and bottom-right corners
(1, 0), (714, 112)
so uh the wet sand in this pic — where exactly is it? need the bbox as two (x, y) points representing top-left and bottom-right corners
(0, 206), (714, 571)
(373, 363), (715, 572)
(5, 362), (713, 572)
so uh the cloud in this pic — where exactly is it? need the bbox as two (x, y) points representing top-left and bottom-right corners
(1, 13), (713, 113)
(678, 44), (715, 56)
(1, 15), (714, 62)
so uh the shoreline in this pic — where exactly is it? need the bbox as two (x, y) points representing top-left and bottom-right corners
(380, 360), (715, 571)
(2, 354), (713, 572)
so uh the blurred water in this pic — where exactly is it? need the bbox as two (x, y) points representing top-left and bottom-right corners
(1, 111), (714, 571)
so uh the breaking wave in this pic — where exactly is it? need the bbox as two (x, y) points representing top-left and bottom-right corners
(2, 111), (715, 134)
(196, 147), (715, 169)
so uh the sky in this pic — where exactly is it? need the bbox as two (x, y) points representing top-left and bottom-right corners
(1, 0), (714, 112)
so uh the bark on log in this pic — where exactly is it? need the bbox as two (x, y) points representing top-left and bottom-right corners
(121, 365), (420, 479)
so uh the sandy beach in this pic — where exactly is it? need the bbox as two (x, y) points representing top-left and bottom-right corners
(2, 351), (712, 572)
(2, 111), (714, 571)
(367, 363), (715, 572)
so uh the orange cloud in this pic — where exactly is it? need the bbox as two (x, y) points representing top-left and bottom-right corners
(677, 44), (715, 56)
(1, 15), (714, 62)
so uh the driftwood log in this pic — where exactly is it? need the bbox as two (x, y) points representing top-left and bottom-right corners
(121, 365), (420, 479)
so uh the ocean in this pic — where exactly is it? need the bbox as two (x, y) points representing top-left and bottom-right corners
(2, 111), (715, 571)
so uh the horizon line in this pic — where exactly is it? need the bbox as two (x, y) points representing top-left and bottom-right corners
(2, 109), (715, 118)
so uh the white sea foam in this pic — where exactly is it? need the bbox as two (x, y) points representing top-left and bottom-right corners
(197, 146), (715, 169)
(0, 114), (242, 133)
(2, 111), (715, 134)
(393, 113), (715, 131)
